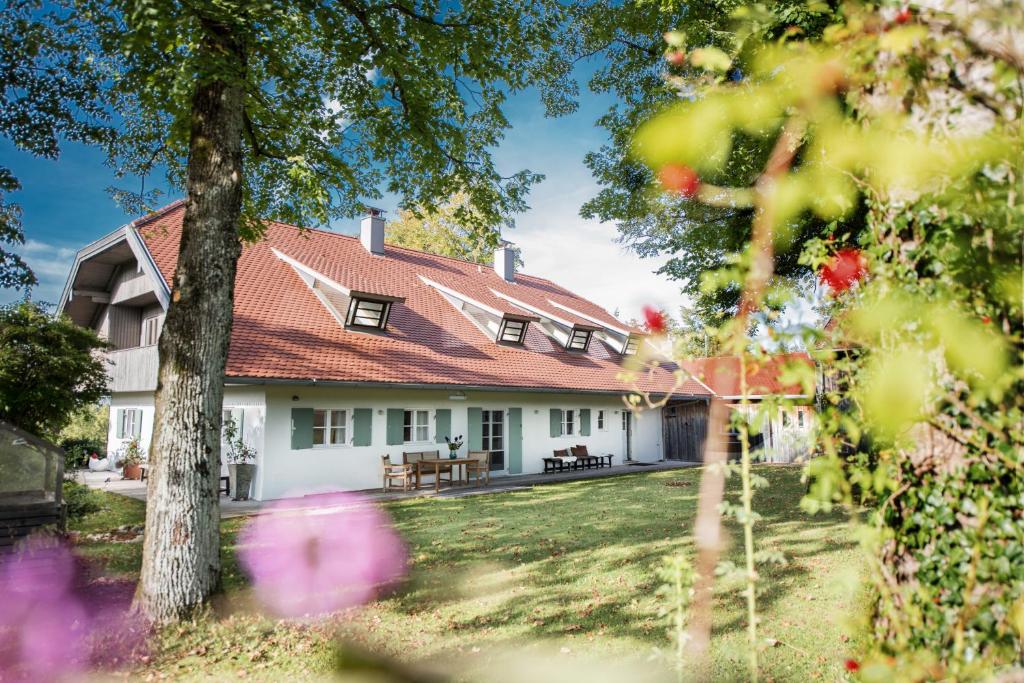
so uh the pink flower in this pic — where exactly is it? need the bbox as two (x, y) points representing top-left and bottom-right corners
(0, 538), (146, 681)
(239, 492), (407, 618)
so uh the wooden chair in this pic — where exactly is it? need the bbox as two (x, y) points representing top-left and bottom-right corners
(382, 455), (414, 492)
(465, 450), (491, 486)
(403, 450), (452, 489)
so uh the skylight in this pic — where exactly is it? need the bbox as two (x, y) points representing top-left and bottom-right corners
(346, 297), (392, 330)
(497, 317), (529, 344)
(623, 335), (641, 355)
(566, 327), (592, 351)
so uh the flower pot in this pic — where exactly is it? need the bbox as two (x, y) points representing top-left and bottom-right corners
(122, 463), (143, 480)
(229, 463), (256, 501)
(448, 450), (458, 459)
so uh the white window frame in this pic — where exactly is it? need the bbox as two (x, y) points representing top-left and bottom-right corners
(120, 408), (141, 439)
(560, 409), (575, 437)
(597, 409), (606, 431)
(141, 316), (160, 346)
(403, 409), (430, 443)
(312, 408), (349, 448)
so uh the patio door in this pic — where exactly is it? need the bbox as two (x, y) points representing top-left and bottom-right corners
(481, 409), (505, 472)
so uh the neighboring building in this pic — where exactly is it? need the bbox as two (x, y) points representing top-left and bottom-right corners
(679, 353), (816, 463)
(60, 202), (715, 500)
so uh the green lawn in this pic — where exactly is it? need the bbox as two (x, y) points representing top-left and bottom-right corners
(69, 467), (864, 681)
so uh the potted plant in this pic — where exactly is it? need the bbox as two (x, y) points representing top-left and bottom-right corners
(224, 417), (256, 500)
(115, 439), (145, 480)
(444, 434), (464, 459)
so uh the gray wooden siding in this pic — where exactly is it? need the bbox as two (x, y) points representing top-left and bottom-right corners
(107, 306), (142, 350)
(110, 262), (153, 304)
(108, 346), (159, 392)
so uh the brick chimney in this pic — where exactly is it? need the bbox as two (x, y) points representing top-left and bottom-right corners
(360, 207), (385, 255)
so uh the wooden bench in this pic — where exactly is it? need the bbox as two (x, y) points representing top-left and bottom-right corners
(573, 445), (613, 469)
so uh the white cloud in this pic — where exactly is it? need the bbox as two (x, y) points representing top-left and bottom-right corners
(0, 239), (77, 307)
(507, 178), (688, 325)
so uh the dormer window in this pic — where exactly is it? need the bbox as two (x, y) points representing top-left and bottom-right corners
(566, 327), (592, 351)
(623, 335), (641, 355)
(346, 297), (392, 330)
(497, 317), (529, 344)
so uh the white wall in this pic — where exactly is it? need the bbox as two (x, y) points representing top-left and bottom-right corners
(107, 387), (267, 484)
(259, 385), (665, 501)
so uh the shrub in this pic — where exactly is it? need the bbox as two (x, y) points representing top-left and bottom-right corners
(62, 480), (102, 520)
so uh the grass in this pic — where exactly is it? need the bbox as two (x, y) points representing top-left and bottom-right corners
(68, 466), (864, 681)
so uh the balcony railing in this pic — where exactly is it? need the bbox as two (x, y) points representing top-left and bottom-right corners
(108, 345), (159, 393)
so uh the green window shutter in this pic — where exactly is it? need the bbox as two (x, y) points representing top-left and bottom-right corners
(549, 409), (561, 437)
(435, 409), (452, 444)
(579, 409), (591, 436)
(467, 407), (483, 451)
(508, 408), (523, 474)
(132, 410), (143, 438)
(386, 409), (405, 445)
(115, 409), (124, 438)
(290, 408), (314, 450)
(352, 408), (373, 447)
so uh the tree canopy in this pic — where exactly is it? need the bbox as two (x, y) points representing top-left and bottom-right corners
(0, 300), (108, 438)
(385, 193), (520, 266)
(574, 0), (847, 323)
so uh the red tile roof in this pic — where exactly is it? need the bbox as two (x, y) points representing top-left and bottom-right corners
(134, 203), (707, 397)
(681, 353), (815, 398)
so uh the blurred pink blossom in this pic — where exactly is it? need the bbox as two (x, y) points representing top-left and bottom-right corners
(238, 492), (407, 618)
(0, 537), (147, 681)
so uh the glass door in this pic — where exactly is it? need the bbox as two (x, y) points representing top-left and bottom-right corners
(481, 409), (505, 472)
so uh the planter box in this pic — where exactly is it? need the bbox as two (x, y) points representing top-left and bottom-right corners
(122, 463), (143, 480)
(229, 464), (256, 501)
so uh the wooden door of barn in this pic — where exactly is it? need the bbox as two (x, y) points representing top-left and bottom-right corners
(663, 401), (709, 461)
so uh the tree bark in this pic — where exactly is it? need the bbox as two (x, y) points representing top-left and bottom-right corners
(136, 29), (246, 624)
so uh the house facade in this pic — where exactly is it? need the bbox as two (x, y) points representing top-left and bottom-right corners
(61, 202), (709, 500)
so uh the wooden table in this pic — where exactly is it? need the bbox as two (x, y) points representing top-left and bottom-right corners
(417, 457), (475, 493)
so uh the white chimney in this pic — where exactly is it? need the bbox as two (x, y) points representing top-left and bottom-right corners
(495, 242), (516, 283)
(360, 207), (385, 255)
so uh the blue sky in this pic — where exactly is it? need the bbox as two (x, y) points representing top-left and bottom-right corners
(0, 60), (690, 321)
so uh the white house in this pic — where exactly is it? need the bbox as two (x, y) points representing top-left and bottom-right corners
(60, 202), (715, 500)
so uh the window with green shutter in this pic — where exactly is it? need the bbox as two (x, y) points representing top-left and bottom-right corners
(467, 407), (483, 451)
(352, 408), (372, 447)
(290, 408), (314, 450)
(549, 409), (561, 438)
(435, 409), (452, 444)
(579, 409), (591, 436)
(386, 409), (405, 445)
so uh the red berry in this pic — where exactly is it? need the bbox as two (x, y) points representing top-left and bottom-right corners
(820, 248), (867, 293)
(844, 659), (860, 672)
(894, 6), (912, 24)
(981, 315), (992, 325)
(658, 163), (701, 198)
(642, 305), (668, 334)
(665, 51), (686, 66)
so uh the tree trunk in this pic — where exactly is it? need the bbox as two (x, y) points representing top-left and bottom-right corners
(136, 32), (246, 624)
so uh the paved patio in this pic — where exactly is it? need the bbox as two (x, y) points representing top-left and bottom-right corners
(74, 460), (699, 518)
